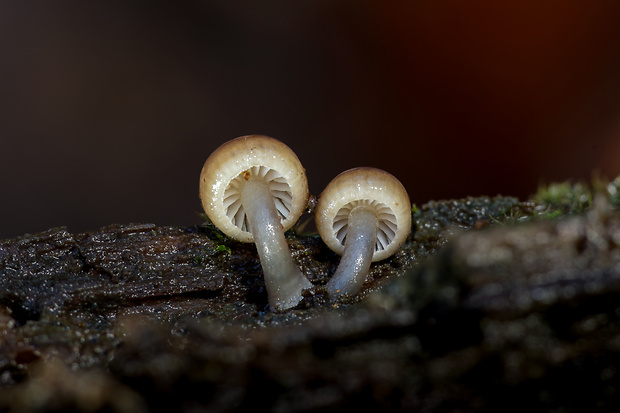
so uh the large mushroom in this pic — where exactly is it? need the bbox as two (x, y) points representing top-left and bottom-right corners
(315, 167), (411, 298)
(199, 135), (312, 311)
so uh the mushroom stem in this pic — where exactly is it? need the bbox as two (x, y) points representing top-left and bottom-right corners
(241, 177), (312, 310)
(326, 206), (378, 298)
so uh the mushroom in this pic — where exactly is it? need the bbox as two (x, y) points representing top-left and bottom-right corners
(315, 167), (411, 298)
(199, 135), (312, 311)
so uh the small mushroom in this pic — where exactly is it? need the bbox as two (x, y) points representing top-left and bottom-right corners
(199, 135), (312, 311)
(315, 167), (411, 298)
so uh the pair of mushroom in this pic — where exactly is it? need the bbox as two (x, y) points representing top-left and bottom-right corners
(199, 135), (411, 311)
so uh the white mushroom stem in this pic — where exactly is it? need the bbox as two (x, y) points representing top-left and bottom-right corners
(326, 206), (378, 298)
(241, 176), (312, 310)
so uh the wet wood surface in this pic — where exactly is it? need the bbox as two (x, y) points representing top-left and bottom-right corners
(2, 196), (620, 412)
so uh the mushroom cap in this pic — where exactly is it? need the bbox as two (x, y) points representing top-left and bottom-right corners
(315, 167), (411, 262)
(199, 135), (309, 243)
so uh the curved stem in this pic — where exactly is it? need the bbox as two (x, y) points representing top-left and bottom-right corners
(241, 177), (312, 311)
(326, 206), (378, 298)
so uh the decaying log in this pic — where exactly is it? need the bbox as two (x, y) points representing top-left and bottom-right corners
(2, 195), (620, 412)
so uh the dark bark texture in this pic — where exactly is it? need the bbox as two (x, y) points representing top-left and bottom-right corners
(2, 195), (620, 412)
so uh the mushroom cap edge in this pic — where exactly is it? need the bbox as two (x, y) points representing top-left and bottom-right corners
(199, 135), (309, 242)
(315, 167), (411, 262)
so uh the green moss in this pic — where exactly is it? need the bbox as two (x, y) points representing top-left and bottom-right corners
(411, 204), (420, 217)
(533, 181), (592, 215)
(595, 174), (620, 209)
(197, 212), (236, 253)
(532, 173), (620, 219)
(215, 244), (232, 255)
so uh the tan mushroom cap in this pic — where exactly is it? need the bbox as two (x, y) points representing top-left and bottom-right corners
(199, 135), (309, 243)
(315, 167), (411, 262)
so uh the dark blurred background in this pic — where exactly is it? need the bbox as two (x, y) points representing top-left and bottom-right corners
(2, 0), (620, 239)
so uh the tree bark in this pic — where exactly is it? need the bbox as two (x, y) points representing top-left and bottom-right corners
(2, 195), (620, 412)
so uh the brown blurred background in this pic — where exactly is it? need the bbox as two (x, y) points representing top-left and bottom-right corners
(1, 0), (620, 239)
